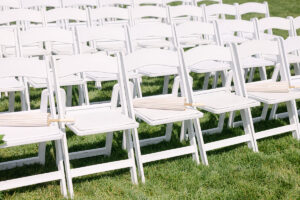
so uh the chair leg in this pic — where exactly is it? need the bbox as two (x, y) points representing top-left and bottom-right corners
(193, 119), (208, 165)
(131, 128), (145, 183)
(258, 66), (267, 80)
(8, 92), (15, 112)
(55, 140), (68, 198)
(212, 72), (219, 88)
(125, 130), (138, 184)
(165, 123), (173, 142)
(269, 104), (278, 120)
(203, 73), (210, 90)
(248, 68), (255, 82)
(66, 86), (72, 107)
(286, 100), (300, 140)
(162, 76), (170, 94)
(122, 131), (127, 150)
(179, 121), (186, 142)
(38, 142), (46, 165)
(228, 111), (235, 128)
(61, 134), (74, 199)
(82, 82), (90, 105)
(240, 108), (258, 152)
(260, 104), (269, 120)
(187, 120), (200, 164)
(105, 132), (113, 156)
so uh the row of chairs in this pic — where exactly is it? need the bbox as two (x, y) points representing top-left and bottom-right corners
(0, 2), (270, 29)
(1, 36), (300, 198)
(0, 0), (222, 10)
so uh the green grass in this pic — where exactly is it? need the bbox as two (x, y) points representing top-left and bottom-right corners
(1, 0), (300, 199)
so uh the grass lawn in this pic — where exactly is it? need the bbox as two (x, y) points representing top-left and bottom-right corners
(1, 0), (300, 199)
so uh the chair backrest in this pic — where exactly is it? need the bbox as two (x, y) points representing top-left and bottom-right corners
(18, 27), (76, 56)
(75, 25), (129, 53)
(284, 36), (300, 53)
(167, 5), (205, 24)
(232, 39), (290, 83)
(21, 0), (61, 10)
(0, 0), (21, 10)
(0, 9), (44, 30)
(174, 21), (218, 47)
(0, 29), (19, 57)
(88, 7), (131, 26)
(254, 17), (293, 39)
(130, 5), (169, 24)
(62, 0), (99, 8)
(203, 3), (237, 21)
(215, 19), (256, 45)
(236, 1), (269, 20)
(45, 8), (89, 29)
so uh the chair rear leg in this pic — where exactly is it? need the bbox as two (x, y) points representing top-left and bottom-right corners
(131, 128), (145, 183)
(187, 120), (200, 164)
(8, 92), (15, 112)
(286, 100), (300, 140)
(66, 86), (72, 107)
(125, 130), (138, 184)
(38, 142), (46, 165)
(240, 108), (258, 152)
(193, 119), (208, 165)
(162, 75), (170, 94)
(61, 134), (74, 199)
(55, 140), (68, 198)
(105, 132), (113, 156)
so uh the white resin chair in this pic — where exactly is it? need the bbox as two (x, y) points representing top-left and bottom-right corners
(236, 1), (270, 21)
(0, 57), (69, 198)
(231, 39), (300, 144)
(51, 53), (139, 198)
(130, 5), (169, 25)
(166, 0), (193, 6)
(121, 48), (204, 182)
(177, 44), (259, 155)
(194, 0), (222, 6)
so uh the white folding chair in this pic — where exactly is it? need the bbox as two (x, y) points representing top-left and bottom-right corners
(165, 0), (193, 6)
(167, 4), (205, 25)
(0, 29), (29, 112)
(203, 3), (237, 22)
(0, 8), (44, 30)
(88, 6), (131, 26)
(44, 7), (89, 29)
(178, 44), (259, 156)
(0, 57), (69, 198)
(121, 48), (204, 182)
(51, 53), (139, 199)
(231, 39), (300, 144)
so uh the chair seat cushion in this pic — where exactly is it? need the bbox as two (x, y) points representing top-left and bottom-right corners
(193, 89), (260, 114)
(0, 125), (62, 148)
(138, 65), (178, 77)
(0, 78), (24, 92)
(66, 107), (138, 136)
(241, 57), (275, 68)
(134, 95), (203, 126)
(248, 90), (300, 104)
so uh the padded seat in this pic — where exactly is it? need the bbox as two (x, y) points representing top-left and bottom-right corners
(240, 57), (274, 68)
(134, 95), (203, 126)
(28, 74), (85, 88)
(0, 125), (62, 148)
(193, 89), (260, 114)
(66, 107), (139, 136)
(248, 89), (300, 104)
